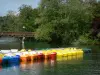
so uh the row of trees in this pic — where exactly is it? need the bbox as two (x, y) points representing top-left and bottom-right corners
(0, 0), (100, 45)
(0, 5), (39, 32)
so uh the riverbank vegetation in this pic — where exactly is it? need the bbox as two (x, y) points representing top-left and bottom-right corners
(0, 0), (100, 46)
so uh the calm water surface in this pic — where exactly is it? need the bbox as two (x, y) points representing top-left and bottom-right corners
(0, 53), (100, 75)
(0, 39), (100, 75)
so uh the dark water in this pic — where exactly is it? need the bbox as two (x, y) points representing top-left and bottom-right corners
(0, 53), (100, 75)
(0, 37), (21, 49)
(0, 38), (100, 75)
(0, 49), (100, 75)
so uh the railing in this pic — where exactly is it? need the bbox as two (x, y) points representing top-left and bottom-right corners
(0, 32), (34, 37)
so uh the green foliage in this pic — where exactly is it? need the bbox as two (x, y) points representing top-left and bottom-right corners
(19, 5), (39, 32)
(73, 33), (100, 45)
(35, 23), (55, 41)
(97, 32), (100, 38)
(0, 11), (23, 32)
(6, 11), (23, 32)
(92, 2), (100, 17)
(0, 5), (39, 32)
(0, 1), (100, 45)
(34, 0), (93, 45)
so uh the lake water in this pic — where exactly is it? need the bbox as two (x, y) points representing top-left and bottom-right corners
(0, 44), (100, 75)
(0, 53), (100, 75)
(0, 37), (100, 75)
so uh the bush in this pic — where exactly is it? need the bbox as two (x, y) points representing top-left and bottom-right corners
(73, 34), (100, 45)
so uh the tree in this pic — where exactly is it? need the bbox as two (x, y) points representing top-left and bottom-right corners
(0, 16), (9, 32)
(0, 11), (23, 32)
(19, 4), (39, 32)
(93, 2), (100, 17)
(6, 11), (23, 32)
(34, 0), (93, 45)
(0, 5), (39, 32)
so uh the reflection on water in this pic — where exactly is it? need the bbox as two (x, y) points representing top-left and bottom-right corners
(0, 53), (100, 75)
(20, 61), (44, 75)
(0, 37), (21, 49)
(0, 54), (87, 75)
(0, 65), (19, 75)
(0, 37), (100, 75)
(0, 46), (100, 75)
